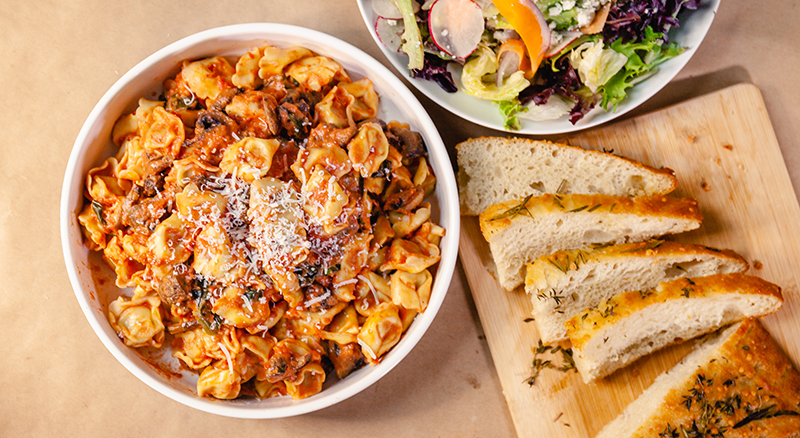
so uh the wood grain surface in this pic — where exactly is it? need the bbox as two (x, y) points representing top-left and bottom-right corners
(458, 84), (800, 438)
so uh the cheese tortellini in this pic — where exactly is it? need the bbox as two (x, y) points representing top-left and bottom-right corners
(78, 42), (444, 401)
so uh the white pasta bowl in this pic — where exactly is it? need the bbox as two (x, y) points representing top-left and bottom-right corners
(356, 0), (720, 134)
(60, 23), (459, 418)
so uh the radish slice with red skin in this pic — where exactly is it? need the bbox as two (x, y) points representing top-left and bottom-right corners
(372, 0), (419, 20)
(376, 17), (405, 53)
(429, 0), (484, 60)
(544, 31), (581, 58)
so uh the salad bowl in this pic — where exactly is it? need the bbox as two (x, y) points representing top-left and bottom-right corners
(357, 0), (721, 135)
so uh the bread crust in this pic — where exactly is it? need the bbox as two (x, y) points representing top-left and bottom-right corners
(624, 319), (800, 438)
(566, 274), (783, 350)
(457, 137), (678, 215)
(525, 241), (748, 290)
(479, 194), (702, 240)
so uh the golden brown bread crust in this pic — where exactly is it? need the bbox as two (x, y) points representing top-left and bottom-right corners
(566, 274), (783, 349)
(633, 318), (800, 438)
(525, 240), (748, 289)
(455, 137), (678, 188)
(479, 194), (703, 240)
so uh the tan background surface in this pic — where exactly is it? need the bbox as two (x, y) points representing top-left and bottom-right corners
(1, 1), (798, 437)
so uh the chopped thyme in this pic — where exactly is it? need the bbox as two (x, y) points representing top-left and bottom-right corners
(638, 289), (655, 299)
(682, 287), (694, 298)
(599, 302), (617, 318)
(686, 278), (696, 286)
(488, 194), (534, 221)
(524, 340), (577, 386)
(523, 317), (535, 323)
(537, 289), (565, 309)
(556, 179), (567, 194)
(556, 348), (576, 373)
(609, 203), (616, 212)
(91, 200), (106, 226)
(658, 424), (679, 438)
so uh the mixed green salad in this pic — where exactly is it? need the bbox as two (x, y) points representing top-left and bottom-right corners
(372, 0), (701, 130)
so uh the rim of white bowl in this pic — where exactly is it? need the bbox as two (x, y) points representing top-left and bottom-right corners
(356, 0), (721, 135)
(60, 22), (459, 418)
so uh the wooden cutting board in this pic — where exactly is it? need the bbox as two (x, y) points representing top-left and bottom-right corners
(458, 84), (800, 438)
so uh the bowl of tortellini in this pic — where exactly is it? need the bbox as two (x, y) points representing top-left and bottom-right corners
(60, 23), (459, 418)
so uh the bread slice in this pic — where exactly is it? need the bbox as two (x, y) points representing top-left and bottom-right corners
(456, 137), (678, 215)
(596, 318), (800, 438)
(526, 241), (749, 343)
(566, 273), (783, 383)
(479, 194), (703, 290)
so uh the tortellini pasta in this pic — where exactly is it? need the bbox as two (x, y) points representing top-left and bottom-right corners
(78, 43), (444, 401)
(181, 56), (235, 101)
(219, 137), (280, 182)
(108, 289), (164, 348)
(357, 303), (403, 362)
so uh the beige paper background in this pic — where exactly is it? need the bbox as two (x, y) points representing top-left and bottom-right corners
(1, 1), (798, 437)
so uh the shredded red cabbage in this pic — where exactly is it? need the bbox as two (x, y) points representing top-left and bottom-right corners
(603, 0), (700, 44)
(411, 54), (458, 93)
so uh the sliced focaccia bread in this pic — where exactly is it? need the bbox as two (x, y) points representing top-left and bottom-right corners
(526, 241), (749, 343)
(566, 273), (783, 383)
(479, 194), (703, 291)
(456, 137), (678, 215)
(596, 318), (800, 438)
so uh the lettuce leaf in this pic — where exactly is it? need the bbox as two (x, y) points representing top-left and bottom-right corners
(390, 0), (425, 70)
(599, 26), (685, 110)
(495, 99), (528, 130)
(567, 41), (628, 93)
(461, 44), (529, 101)
(519, 94), (573, 122)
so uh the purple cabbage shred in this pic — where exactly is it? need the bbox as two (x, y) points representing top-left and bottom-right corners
(411, 54), (458, 93)
(603, 0), (700, 44)
(519, 56), (597, 125)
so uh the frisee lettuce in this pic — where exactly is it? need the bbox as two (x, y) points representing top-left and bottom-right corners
(599, 26), (685, 110)
(495, 99), (528, 130)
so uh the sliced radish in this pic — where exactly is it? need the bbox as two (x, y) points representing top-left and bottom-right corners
(372, 0), (419, 20)
(375, 17), (405, 53)
(545, 31), (581, 58)
(421, 0), (436, 10)
(428, 0), (484, 60)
